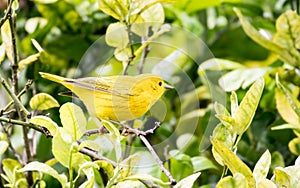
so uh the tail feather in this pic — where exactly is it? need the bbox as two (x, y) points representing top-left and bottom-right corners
(39, 72), (67, 84)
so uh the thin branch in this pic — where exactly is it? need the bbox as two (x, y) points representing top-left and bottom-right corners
(139, 135), (176, 185)
(79, 147), (117, 167)
(122, 24), (136, 75)
(0, 80), (33, 116)
(137, 36), (150, 74)
(0, 122), (23, 164)
(0, 0), (13, 28)
(0, 117), (43, 133)
(0, 77), (31, 118)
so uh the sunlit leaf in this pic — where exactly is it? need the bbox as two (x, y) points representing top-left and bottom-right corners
(199, 58), (244, 72)
(216, 173), (248, 188)
(256, 178), (277, 188)
(288, 138), (300, 155)
(0, 44), (5, 63)
(275, 75), (300, 125)
(19, 53), (40, 69)
(25, 17), (48, 34)
(30, 115), (58, 136)
(274, 168), (291, 188)
(60, 103), (87, 141)
(272, 10), (300, 63)
(1, 20), (13, 63)
(219, 68), (266, 92)
(174, 172), (201, 188)
(253, 150), (271, 181)
(17, 162), (67, 186)
(29, 93), (59, 111)
(121, 174), (170, 185)
(2, 159), (25, 185)
(234, 8), (298, 66)
(191, 156), (218, 172)
(234, 77), (264, 135)
(78, 163), (96, 188)
(94, 160), (115, 179)
(211, 138), (255, 187)
(230, 91), (238, 117)
(0, 141), (8, 155)
(106, 22), (129, 49)
(115, 180), (144, 188)
(98, 0), (128, 20)
(79, 140), (101, 151)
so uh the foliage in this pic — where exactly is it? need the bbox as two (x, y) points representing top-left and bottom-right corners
(0, 0), (300, 187)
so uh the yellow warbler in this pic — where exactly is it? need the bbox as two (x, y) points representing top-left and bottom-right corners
(39, 72), (173, 121)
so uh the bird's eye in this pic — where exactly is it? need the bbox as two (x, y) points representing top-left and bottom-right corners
(158, 81), (162, 86)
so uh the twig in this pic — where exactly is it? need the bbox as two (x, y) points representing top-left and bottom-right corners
(0, 0), (13, 28)
(0, 122), (23, 164)
(139, 135), (176, 185)
(122, 24), (136, 75)
(0, 80), (33, 116)
(79, 147), (117, 167)
(0, 116), (43, 133)
(0, 77), (31, 118)
(137, 36), (150, 74)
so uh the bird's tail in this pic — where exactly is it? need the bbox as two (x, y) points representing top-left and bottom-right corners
(39, 72), (67, 84)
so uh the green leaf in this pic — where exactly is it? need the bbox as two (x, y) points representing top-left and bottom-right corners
(17, 162), (67, 186)
(174, 172), (201, 188)
(199, 58), (244, 72)
(121, 174), (170, 185)
(106, 22), (129, 49)
(18, 53), (40, 69)
(275, 75), (300, 125)
(216, 173), (248, 188)
(29, 93), (59, 111)
(52, 127), (85, 167)
(77, 163), (96, 188)
(131, 3), (164, 36)
(115, 180), (144, 188)
(272, 10), (300, 64)
(211, 138), (255, 187)
(98, 0), (128, 20)
(101, 120), (120, 139)
(79, 140), (101, 151)
(0, 44), (5, 63)
(30, 115), (58, 135)
(230, 91), (238, 117)
(274, 168), (291, 187)
(288, 138), (300, 155)
(60, 103), (87, 141)
(191, 156), (218, 172)
(94, 160), (115, 179)
(234, 8), (298, 66)
(234, 77), (264, 135)
(0, 141), (8, 155)
(219, 68), (266, 92)
(2, 159), (25, 186)
(1, 20), (13, 63)
(253, 150), (271, 181)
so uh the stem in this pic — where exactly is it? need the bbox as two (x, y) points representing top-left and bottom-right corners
(0, 80), (33, 116)
(79, 147), (117, 167)
(137, 36), (150, 74)
(0, 122), (23, 163)
(0, 117), (44, 133)
(0, 77), (31, 118)
(139, 135), (176, 185)
(0, 0), (13, 28)
(69, 148), (74, 188)
(122, 24), (136, 75)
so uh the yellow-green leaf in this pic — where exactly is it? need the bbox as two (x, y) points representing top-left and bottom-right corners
(98, 0), (128, 20)
(30, 115), (58, 136)
(18, 53), (40, 69)
(29, 93), (59, 110)
(211, 138), (255, 187)
(274, 168), (291, 188)
(1, 20), (13, 63)
(60, 103), (87, 141)
(234, 8), (298, 66)
(288, 137), (300, 155)
(94, 160), (114, 179)
(234, 77), (264, 135)
(216, 173), (248, 188)
(0, 44), (5, 63)
(253, 150), (271, 181)
(17, 162), (67, 186)
(174, 172), (201, 188)
(106, 22), (129, 49)
(0, 141), (8, 155)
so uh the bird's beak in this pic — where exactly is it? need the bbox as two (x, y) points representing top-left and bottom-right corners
(164, 84), (174, 89)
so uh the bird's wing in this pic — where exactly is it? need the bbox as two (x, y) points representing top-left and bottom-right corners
(66, 77), (133, 97)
